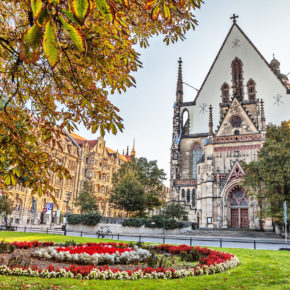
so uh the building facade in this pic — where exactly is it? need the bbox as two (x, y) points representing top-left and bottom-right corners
(7, 132), (135, 226)
(170, 18), (290, 229)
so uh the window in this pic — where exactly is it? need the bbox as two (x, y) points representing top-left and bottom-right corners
(192, 144), (203, 179)
(186, 189), (190, 203)
(247, 79), (256, 101)
(230, 115), (242, 128)
(101, 186), (105, 194)
(181, 109), (190, 135)
(232, 58), (244, 101)
(103, 174), (106, 182)
(192, 189), (196, 207)
(234, 130), (240, 135)
(90, 158), (94, 164)
(181, 189), (185, 199)
(221, 83), (230, 103)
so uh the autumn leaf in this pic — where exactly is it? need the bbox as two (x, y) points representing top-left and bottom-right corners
(151, 3), (160, 20)
(60, 16), (86, 52)
(20, 24), (42, 64)
(43, 19), (60, 67)
(36, 8), (50, 27)
(70, 0), (91, 25)
(94, 0), (114, 22)
(163, 3), (171, 23)
(31, 0), (43, 18)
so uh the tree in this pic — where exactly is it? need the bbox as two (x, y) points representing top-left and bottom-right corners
(74, 181), (98, 214)
(110, 157), (166, 217)
(165, 201), (188, 220)
(0, 195), (14, 227)
(243, 121), (290, 224)
(0, 0), (202, 197)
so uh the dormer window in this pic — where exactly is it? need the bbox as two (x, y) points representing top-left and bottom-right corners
(247, 79), (256, 101)
(221, 83), (230, 103)
(232, 58), (244, 101)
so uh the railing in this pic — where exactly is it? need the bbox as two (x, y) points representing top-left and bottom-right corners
(3, 225), (289, 250)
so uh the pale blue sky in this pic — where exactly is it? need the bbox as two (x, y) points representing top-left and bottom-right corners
(77, 0), (290, 185)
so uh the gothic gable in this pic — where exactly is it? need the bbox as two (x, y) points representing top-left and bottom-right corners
(188, 23), (290, 135)
(216, 97), (259, 136)
(223, 160), (245, 189)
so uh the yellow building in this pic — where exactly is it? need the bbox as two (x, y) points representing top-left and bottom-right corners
(7, 131), (135, 226)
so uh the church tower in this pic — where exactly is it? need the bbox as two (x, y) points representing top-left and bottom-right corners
(170, 58), (184, 200)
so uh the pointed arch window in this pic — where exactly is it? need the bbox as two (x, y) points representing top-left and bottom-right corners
(247, 79), (256, 101)
(192, 189), (196, 207)
(181, 109), (190, 135)
(221, 83), (230, 103)
(232, 58), (244, 101)
(181, 189), (185, 199)
(192, 143), (203, 179)
(186, 189), (190, 203)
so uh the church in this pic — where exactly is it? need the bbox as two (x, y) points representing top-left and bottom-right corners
(170, 15), (290, 230)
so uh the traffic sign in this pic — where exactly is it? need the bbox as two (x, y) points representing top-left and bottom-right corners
(43, 208), (47, 213)
(47, 203), (53, 210)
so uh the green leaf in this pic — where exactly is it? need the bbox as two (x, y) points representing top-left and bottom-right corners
(20, 24), (42, 64)
(12, 168), (20, 178)
(10, 175), (16, 186)
(70, 0), (90, 25)
(60, 16), (86, 52)
(94, 0), (113, 22)
(43, 19), (60, 67)
(4, 175), (11, 185)
(31, 0), (43, 18)
(36, 8), (50, 27)
(151, 3), (160, 20)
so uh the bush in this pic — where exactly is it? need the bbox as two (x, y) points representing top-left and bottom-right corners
(67, 212), (101, 226)
(122, 216), (184, 230)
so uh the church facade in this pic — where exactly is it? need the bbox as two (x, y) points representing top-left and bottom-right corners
(170, 17), (290, 229)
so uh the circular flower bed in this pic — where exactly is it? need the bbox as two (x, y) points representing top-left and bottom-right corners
(0, 241), (239, 280)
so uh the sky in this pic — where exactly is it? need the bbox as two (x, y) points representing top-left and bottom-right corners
(77, 0), (290, 185)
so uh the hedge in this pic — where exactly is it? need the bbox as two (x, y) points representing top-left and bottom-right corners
(122, 216), (184, 230)
(67, 212), (101, 226)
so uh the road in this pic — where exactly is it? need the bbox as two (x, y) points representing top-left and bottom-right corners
(64, 231), (289, 251)
(12, 227), (290, 251)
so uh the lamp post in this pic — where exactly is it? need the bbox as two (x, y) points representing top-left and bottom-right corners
(64, 192), (71, 229)
(162, 205), (167, 236)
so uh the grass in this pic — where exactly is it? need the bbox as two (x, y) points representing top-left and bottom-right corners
(0, 232), (289, 289)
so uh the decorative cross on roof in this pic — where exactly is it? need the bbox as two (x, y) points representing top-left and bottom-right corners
(230, 13), (239, 23)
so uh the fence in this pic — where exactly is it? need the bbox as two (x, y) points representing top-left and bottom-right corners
(2, 225), (289, 250)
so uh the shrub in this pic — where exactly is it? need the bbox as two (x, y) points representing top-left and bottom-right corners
(122, 216), (184, 230)
(67, 212), (101, 226)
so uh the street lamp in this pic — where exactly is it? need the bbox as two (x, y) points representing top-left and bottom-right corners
(162, 205), (167, 236)
(63, 192), (71, 232)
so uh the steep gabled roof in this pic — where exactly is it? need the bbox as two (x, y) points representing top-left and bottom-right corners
(194, 23), (290, 104)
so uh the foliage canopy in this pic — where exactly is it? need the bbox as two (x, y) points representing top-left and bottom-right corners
(74, 181), (98, 214)
(243, 121), (290, 223)
(0, 0), (202, 197)
(110, 157), (166, 217)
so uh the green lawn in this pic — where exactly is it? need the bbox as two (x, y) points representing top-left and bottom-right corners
(0, 232), (289, 289)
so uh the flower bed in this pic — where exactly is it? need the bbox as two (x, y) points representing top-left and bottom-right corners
(33, 243), (150, 265)
(0, 241), (240, 280)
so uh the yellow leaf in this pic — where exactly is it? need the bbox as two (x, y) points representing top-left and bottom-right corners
(43, 19), (60, 67)
(31, 0), (43, 18)
(70, 0), (90, 25)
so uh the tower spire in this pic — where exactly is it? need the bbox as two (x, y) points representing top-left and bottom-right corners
(176, 57), (183, 103)
(260, 99), (266, 130)
(209, 105), (213, 135)
(130, 138), (136, 157)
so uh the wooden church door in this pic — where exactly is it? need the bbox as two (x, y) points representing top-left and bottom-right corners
(241, 209), (249, 228)
(231, 209), (239, 228)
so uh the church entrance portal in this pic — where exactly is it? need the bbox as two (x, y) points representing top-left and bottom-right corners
(228, 187), (249, 229)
